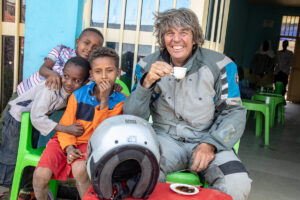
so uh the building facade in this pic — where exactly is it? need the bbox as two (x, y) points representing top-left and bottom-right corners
(0, 0), (231, 112)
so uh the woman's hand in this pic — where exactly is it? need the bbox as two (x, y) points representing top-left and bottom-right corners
(191, 143), (216, 172)
(143, 61), (173, 88)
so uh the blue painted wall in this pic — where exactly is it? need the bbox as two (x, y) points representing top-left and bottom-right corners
(23, 0), (84, 79)
(224, 1), (300, 69)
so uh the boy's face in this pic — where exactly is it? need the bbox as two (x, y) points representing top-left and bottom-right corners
(76, 31), (103, 59)
(90, 57), (120, 89)
(62, 63), (88, 94)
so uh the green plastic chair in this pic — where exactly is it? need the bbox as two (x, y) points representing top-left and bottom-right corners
(252, 93), (285, 127)
(10, 112), (58, 200)
(260, 93), (285, 125)
(116, 78), (130, 96)
(274, 82), (284, 95)
(242, 99), (270, 146)
(277, 102), (285, 125)
(166, 172), (202, 186)
(120, 75), (132, 93)
(165, 140), (240, 188)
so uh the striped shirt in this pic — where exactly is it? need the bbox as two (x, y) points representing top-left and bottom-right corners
(17, 44), (76, 95)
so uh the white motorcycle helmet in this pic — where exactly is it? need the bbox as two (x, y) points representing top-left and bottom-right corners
(87, 115), (160, 199)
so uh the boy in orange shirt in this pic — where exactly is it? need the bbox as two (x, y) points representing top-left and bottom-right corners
(33, 47), (126, 200)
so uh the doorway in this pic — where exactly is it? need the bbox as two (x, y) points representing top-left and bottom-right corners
(277, 15), (299, 102)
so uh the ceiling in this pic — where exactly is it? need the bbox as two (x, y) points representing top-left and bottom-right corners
(248, 0), (300, 7)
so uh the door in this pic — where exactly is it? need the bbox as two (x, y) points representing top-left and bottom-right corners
(287, 36), (300, 102)
(287, 20), (300, 102)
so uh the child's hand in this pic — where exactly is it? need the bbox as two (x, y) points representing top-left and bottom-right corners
(113, 83), (123, 92)
(98, 79), (113, 102)
(64, 123), (84, 137)
(66, 145), (82, 164)
(45, 72), (61, 90)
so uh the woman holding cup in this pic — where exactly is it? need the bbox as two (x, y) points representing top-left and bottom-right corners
(124, 8), (251, 200)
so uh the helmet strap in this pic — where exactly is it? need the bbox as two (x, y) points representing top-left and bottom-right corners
(111, 174), (141, 200)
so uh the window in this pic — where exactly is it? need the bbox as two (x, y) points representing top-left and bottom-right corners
(0, 0), (26, 112)
(140, 0), (156, 32)
(2, 0), (15, 22)
(87, 0), (230, 88)
(159, 0), (173, 13)
(176, 0), (190, 9)
(138, 44), (152, 61)
(204, 0), (227, 51)
(18, 36), (24, 83)
(20, 0), (25, 23)
(1, 36), (14, 111)
(281, 16), (299, 37)
(121, 43), (135, 77)
(91, 0), (105, 27)
(124, 0), (139, 30)
(279, 16), (299, 52)
(120, 43), (135, 89)
(107, 0), (122, 29)
(106, 41), (119, 53)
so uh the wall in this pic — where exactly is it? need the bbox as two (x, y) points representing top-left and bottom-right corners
(225, 1), (300, 69)
(242, 5), (300, 69)
(224, 0), (250, 67)
(23, 0), (84, 79)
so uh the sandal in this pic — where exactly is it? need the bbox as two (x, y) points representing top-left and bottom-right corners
(17, 190), (35, 200)
(0, 191), (10, 199)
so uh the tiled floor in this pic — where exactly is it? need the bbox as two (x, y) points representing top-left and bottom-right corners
(239, 102), (300, 200)
(1, 103), (300, 200)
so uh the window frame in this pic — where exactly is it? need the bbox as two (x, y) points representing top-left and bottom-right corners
(83, 0), (231, 89)
(0, 0), (25, 111)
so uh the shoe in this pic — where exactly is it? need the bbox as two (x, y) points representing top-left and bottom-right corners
(48, 190), (54, 200)
(17, 190), (35, 200)
(0, 191), (10, 199)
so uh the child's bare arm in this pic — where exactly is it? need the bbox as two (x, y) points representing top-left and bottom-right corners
(39, 58), (61, 90)
(55, 123), (84, 137)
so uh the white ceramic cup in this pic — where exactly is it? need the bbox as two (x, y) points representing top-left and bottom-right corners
(173, 67), (187, 79)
